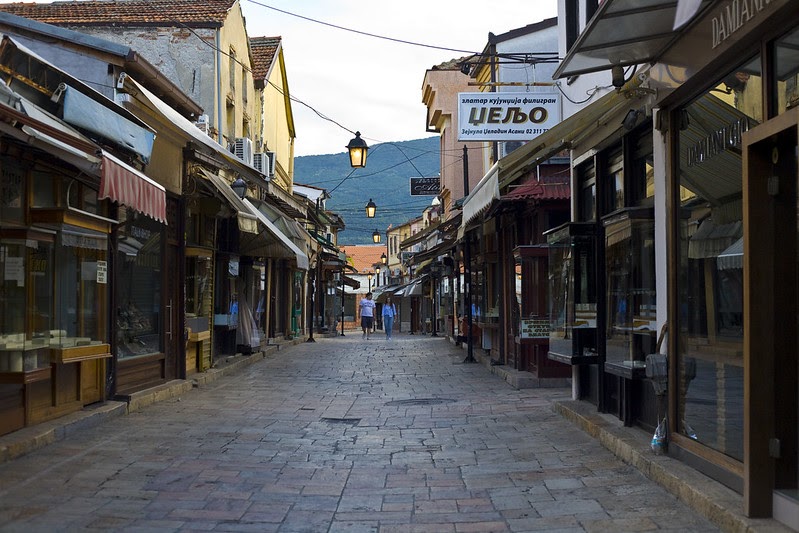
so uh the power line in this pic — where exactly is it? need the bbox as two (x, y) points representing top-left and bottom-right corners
(243, 0), (481, 55)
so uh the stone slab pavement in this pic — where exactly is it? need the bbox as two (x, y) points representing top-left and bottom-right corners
(0, 333), (783, 532)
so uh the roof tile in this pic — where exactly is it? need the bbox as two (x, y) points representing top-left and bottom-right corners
(250, 36), (280, 81)
(0, 0), (236, 26)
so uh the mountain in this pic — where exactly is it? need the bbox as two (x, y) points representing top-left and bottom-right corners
(293, 136), (440, 245)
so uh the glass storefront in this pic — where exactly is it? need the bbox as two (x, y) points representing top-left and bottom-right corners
(53, 226), (108, 348)
(116, 212), (162, 359)
(676, 55), (763, 461)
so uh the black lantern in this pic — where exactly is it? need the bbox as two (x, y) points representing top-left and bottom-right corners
(381, 252), (387, 265)
(346, 131), (369, 168)
(365, 198), (376, 218)
(372, 229), (381, 243)
(231, 176), (247, 199)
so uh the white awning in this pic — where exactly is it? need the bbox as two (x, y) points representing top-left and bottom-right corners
(197, 168), (258, 234)
(461, 162), (500, 228)
(242, 198), (309, 270)
(717, 237), (744, 271)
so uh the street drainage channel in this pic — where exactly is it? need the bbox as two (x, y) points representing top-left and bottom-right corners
(319, 399), (456, 426)
(383, 398), (457, 406)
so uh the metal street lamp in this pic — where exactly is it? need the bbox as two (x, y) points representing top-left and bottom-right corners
(347, 131), (369, 168)
(231, 176), (247, 199)
(365, 199), (376, 218)
(372, 229), (381, 243)
(381, 252), (387, 265)
(375, 265), (381, 287)
(367, 272), (373, 291)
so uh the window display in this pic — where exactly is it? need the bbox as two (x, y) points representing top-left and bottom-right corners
(116, 213), (162, 359)
(603, 208), (656, 377)
(545, 223), (598, 363)
(0, 236), (54, 373)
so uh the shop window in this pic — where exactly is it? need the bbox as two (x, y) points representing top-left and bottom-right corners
(602, 148), (624, 214)
(185, 254), (211, 325)
(0, 156), (25, 224)
(116, 212), (162, 359)
(628, 130), (654, 207)
(675, 54), (761, 462)
(774, 26), (799, 115)
(546, 223), (598, 362)
(53, 226), (108, 348)
(603, 209), (656, 375)
(577, 160), (596, 222)
(0, 236), (54, 373)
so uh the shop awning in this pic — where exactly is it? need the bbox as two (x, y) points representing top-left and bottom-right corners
(679, 93), (754, 203)
(400, 222), (441, 250)
(501, 181), (570, 202)
(242, 198), (309, 270)
(100, 151), (167, 224)
(496, 88), (633, 190)
(553, 0), (714, 79)
(717, 237), (743, 270)
(461, 162), (500, 228)
(196, 168), (258, 234)
(689, 219), (742, 259)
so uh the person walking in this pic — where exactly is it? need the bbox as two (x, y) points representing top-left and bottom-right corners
(382, 296), (397, 340)
(359, 292), (376, 340)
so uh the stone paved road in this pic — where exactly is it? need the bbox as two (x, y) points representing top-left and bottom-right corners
(0, 334), (719, 532)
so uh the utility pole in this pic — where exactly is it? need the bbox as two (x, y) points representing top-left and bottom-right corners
(462, 145), (475, 363)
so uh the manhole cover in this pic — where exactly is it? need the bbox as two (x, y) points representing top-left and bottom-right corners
(384, 398), (456, 406)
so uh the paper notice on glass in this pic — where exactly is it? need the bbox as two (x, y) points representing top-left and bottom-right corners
(5, 256), (23, 287)
(96, 260), (107, 284)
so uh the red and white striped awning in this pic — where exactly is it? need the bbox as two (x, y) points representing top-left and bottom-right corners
(100, 151), (167, 224)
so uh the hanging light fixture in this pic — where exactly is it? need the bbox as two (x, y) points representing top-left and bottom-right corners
(372, 229), (381, 243)
(231, 176), (247, 199)
(381, 252), (387, 265)
(365, 198), (376, 218)
(346, 131), (369, 168)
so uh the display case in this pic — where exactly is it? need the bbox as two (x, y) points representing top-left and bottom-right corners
(544, 222), (600, 365)
(602, 207), (656, 378)
(0, 232), (56, 378)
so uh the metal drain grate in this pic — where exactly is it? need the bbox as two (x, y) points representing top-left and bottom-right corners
(384, 398), (456, 406)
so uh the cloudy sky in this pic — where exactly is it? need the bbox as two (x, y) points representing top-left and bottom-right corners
(240, 1), (558, 156)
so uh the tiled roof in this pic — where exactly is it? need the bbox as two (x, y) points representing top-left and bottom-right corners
(341, 245), (386, 274)
(250, 36), (280, 82)
(502, 181), (570, 202)
(0, 0), (236, 26)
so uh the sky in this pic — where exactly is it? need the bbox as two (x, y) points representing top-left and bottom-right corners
(239, 0), (559, 156)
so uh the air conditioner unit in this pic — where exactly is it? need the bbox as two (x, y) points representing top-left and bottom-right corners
(253, 151), (276, 177)
(232, 137), (254, 166)
(264, 151), (276, 177)
(194, 121), (210, 135)
(253, 152), (265, 173)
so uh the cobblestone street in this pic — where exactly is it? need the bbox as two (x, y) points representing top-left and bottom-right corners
(0, 334), (719, 532)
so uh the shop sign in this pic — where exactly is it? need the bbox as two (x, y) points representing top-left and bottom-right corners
(4, 256), (23, 287)
(686, 117), (750, 167)
(710, 0), (779, 49)
(520, 318), (549, 339)
(410, 177), (440, 196)
(458, 92), (560, 142)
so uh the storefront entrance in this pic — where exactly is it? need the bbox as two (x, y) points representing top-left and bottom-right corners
(743, 106), (799, 522)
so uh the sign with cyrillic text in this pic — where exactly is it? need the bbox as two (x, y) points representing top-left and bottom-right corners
(458, 92), (561, 142)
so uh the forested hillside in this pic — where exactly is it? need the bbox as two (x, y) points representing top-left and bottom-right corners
(294, 136), (441, 244)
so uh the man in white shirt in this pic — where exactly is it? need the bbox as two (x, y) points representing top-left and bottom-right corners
(359, 292), (376, 340)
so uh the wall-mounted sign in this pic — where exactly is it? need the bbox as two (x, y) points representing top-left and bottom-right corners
(410, 176), (440, 196)
(458, 92), (561, 142)
(520, 318), (549, 339)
